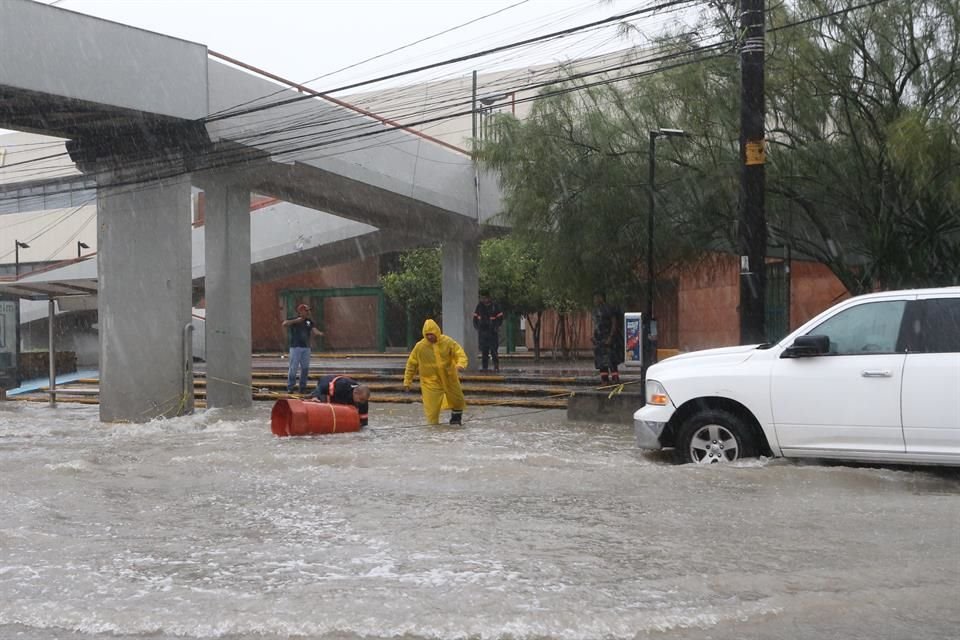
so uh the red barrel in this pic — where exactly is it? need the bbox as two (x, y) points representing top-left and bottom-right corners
(271, 399), (361, 437)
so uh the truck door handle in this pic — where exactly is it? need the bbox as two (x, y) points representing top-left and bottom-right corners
(861, 369), (892, 378)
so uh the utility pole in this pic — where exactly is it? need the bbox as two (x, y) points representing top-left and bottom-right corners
(738, 0), (767, 344)
(471, 70), (479, 147)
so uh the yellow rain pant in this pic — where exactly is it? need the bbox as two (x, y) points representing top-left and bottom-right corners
(404, 319), (468, 425)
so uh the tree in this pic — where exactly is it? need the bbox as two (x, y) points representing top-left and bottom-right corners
(763, 0), (960, 293)
(379, 247), (441, 343)
(476, 56), (725, 317)
(380, 238), (555, 358)
(479, 235), (549, 359)
(478, 90), (630, 305)
(479, 0), (960, 306)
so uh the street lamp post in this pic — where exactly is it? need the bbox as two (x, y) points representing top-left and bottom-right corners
(14, 240), (29, 278)
(645, 128), (687, 379)
(77, 241), (90, 258)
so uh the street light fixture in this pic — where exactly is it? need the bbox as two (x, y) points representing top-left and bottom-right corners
(645, 128), (688, 378)
(476, 92), (515, 142)
(77, 241), (90, 258)
(479, 93), (508, 107)
(14, 240), (29, 278)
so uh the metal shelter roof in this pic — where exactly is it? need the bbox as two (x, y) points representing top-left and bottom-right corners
(0, 256), (97, 300)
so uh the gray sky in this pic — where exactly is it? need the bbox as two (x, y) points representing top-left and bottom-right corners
(45, 0), (695, 92)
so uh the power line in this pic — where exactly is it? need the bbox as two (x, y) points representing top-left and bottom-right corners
(15, 41), (731, 205)
(311, 0), (531, 83)
(181, 0), (898, 172)
(0, 0), (899, 213)
(206, 0), (697, 122)
(212, 0), (536, 118)
(195, 12), (716, 158)
(1, 5), (712, 194)
(2, 36), (726, 205)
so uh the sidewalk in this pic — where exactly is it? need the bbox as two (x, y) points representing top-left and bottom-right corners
(247, 351), (637, 377)
(6, 369), (100, 397)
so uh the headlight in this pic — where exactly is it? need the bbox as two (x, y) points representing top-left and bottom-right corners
(646, 380), (671, 406)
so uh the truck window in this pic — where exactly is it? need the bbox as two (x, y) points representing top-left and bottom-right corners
(808, 300), (907, 355)
(917, 298), (960, 353)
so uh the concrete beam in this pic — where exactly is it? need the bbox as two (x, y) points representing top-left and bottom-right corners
(442, 239), (479, 370)
(200, 175), (251, 408)
(252, 161), (479, 241)
(0, 0), (208, 124)
(206, 59), (481, 220)
(97, 168), (193, 422)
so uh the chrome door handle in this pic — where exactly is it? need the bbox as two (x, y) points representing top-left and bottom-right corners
(861, 369), (892, 378)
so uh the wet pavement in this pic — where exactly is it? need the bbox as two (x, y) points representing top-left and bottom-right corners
(1, 400), (958, 639)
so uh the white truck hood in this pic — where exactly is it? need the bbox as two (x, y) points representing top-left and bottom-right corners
(651, 344), (761, 374)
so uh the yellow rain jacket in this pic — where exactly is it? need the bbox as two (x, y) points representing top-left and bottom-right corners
(403, 319), (468, 424)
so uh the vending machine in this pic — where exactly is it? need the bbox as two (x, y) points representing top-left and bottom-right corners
(623, 312), (642, 368)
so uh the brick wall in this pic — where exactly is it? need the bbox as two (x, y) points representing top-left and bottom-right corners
(677, 255), (740, 351)
(252, 258), (380, 352)
(673, 254), (848, 351)
(789, 260), (850, 329)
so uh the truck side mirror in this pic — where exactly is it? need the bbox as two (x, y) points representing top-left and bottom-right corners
(781, 334), (830, 358)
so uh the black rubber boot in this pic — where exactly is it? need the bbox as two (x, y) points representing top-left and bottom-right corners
(449, 411), (463, 426)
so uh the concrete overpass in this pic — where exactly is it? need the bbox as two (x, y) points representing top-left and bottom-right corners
(0, 0), (501, 421)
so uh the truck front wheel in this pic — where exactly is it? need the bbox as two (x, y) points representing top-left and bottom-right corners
(674, 409), (758, 464)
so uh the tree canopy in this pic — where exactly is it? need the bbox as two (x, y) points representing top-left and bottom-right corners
(477, 0), (960, 298)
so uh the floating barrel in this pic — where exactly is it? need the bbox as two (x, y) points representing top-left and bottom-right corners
(271, 398), (361, 437)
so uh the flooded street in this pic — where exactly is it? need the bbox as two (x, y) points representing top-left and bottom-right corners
(1, 401), (958, 640)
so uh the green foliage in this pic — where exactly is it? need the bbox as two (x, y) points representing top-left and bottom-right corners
(478, 236), (545, 315)
(379, 247), (441, 319)
(381, 238), (552, 315)
(379, 237), (555, 358)
(477, 56), (730, 310)
(762, 0), (960, 292)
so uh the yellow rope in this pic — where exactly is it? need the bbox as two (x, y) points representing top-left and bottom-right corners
(36, 371), (643, 430)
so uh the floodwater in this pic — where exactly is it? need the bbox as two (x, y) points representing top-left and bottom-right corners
(1, 401), (958, 640)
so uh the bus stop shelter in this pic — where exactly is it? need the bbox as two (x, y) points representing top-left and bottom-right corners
(0, 257), (97, 404)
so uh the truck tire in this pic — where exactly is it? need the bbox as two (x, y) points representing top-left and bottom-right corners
(674, 408), (758, 464)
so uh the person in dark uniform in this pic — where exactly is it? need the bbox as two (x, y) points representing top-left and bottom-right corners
(473, 290), (504, 372)
(592, 291), (623, 384)
(306, 374), (371, 427)
(282, 303), (324, 394)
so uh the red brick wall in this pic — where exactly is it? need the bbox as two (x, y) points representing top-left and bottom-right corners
(252, 258), (380, 352)
(672, 254), (849, 351)
(244, 251), (848, 354)
(677, 255), (741, 351)
(789, 260), (849, 329)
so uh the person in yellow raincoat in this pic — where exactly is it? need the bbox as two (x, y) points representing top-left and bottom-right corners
(403, 319), (468, 425)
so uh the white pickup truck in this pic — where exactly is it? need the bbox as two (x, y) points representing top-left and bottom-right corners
(633, 287), (960, 465)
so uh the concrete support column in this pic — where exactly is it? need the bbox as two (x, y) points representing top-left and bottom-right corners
(442, 239), (479, 369)
(202, 177), (251, 408)
(98, 170), (193, 422)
